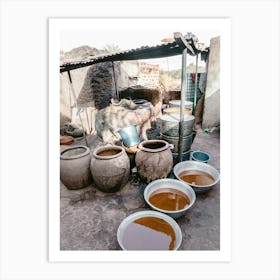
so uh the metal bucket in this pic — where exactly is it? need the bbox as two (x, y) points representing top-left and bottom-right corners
(118, 125), (140, 147)
(160, 114), (194, 137)
(160, 133), (193, 153)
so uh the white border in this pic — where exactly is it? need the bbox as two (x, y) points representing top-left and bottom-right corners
(49, 18), (231, 262)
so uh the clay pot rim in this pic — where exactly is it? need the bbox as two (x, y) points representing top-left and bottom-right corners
(60, 145), (90, 160)
(93, 145), (125, 160)
(138, 140), (170, 153)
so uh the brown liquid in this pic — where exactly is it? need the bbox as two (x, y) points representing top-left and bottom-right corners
(149, 188), (190, 211)
(179, 170), (215, 186)
(98, 149), (120, 156)
(122, 216), (176, 250)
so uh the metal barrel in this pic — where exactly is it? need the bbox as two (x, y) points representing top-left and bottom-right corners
(160, 133), (193, 153)
(160, 114), (194, 137)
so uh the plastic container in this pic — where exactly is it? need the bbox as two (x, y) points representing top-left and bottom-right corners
(191, 150), (210, 163)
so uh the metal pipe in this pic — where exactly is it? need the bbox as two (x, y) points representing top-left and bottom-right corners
(178, 48), (188, 162)
(67, 71), (89, 147)
(193, 54), (199, 112)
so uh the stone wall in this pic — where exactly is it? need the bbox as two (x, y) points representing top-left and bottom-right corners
(138, 62), (159, 88)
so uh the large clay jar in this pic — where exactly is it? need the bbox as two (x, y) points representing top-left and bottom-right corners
(90, 146), (130, 192)
(60, 145), (92, 190)
(135, 140), (173, 183)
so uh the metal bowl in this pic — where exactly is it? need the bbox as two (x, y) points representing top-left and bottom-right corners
(173, 161), (220, 193)
(144, 179), (196, 219)
(117, 210), (182, 250)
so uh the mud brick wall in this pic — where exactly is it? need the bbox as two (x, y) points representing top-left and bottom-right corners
(138, 62), (160, 88)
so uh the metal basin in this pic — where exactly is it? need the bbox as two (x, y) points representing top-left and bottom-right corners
(173, 161), (220, 193)
(117, 210), (182, 250)
(144, 179), (196, 219)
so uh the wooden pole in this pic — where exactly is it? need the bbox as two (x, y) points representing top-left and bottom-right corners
(67, 71), (89, 147)
(111, 61), (119, 100)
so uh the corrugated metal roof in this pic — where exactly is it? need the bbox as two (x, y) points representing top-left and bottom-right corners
(60, 34), (208, 73)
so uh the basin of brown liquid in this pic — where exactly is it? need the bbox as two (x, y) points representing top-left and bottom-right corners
(98, 149), (121, 157)
(122, 216), (176, 250)
(149, 188), (190, 211)
(179, 170), (215, 186)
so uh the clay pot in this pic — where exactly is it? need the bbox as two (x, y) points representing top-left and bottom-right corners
(90, 146), (130, 192)
(60, 145), (92, 190)
(60, 135), (74, 145)
(135, 140), (173, 183)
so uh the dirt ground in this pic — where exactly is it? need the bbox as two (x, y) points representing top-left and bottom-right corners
(60, 120), (220, 250)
